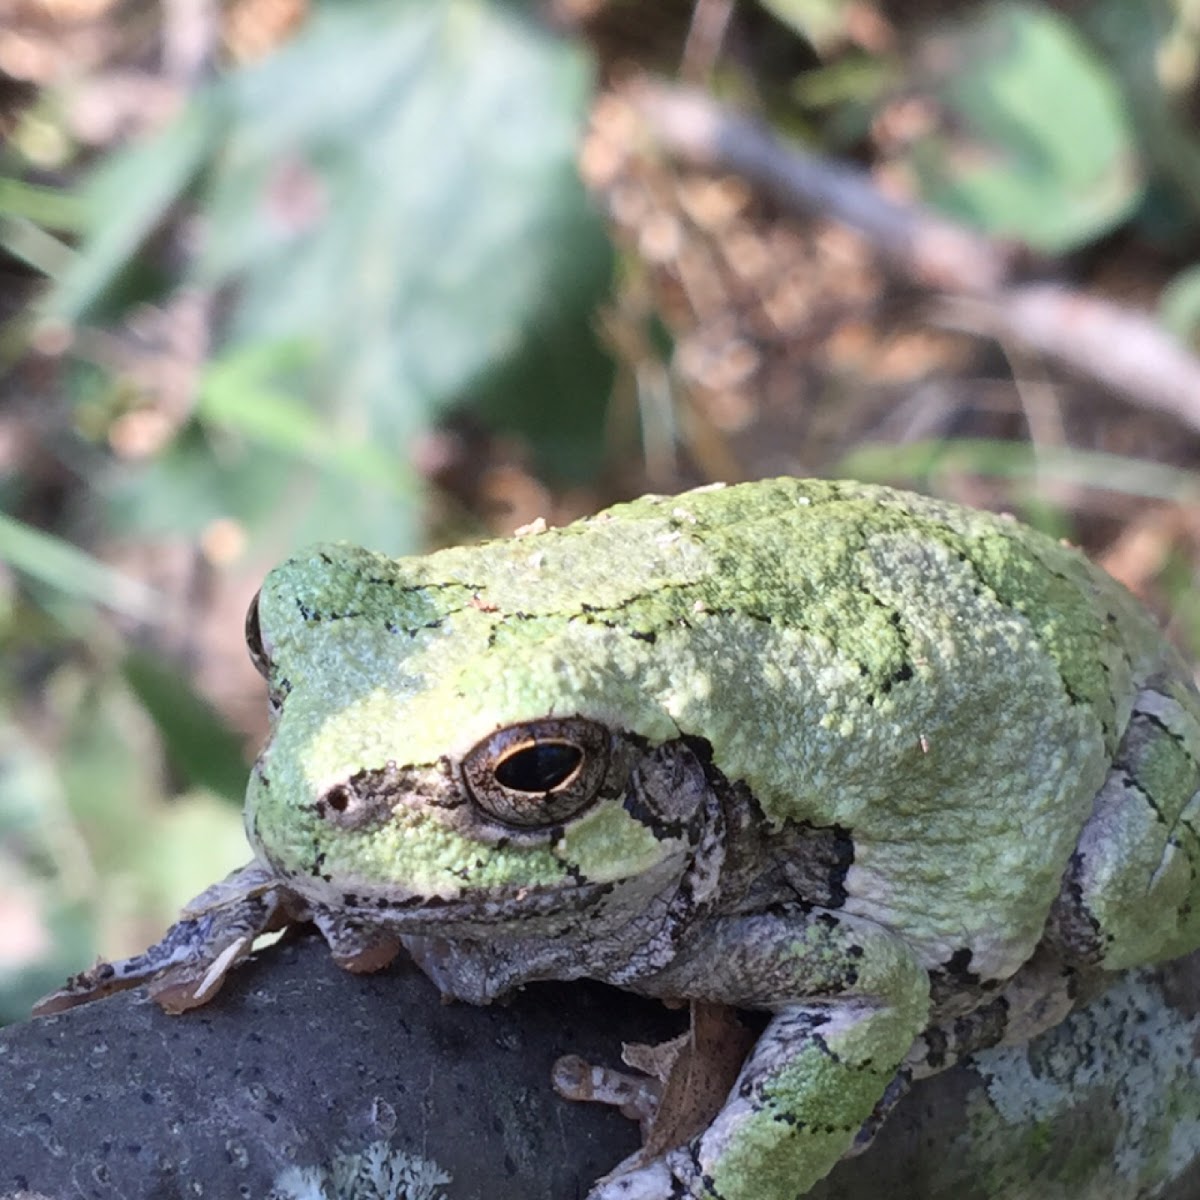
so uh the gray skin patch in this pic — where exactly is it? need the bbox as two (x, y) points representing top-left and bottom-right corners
(1048, 679), (1200, 970)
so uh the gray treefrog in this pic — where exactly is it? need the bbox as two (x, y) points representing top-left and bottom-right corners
(36, 479), (1200, 1199)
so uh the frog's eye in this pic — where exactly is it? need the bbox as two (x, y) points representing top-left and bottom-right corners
(244, 590), (271, 678)
(461, 718), (610, 829)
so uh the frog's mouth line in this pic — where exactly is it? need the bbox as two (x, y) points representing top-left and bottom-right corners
(291, 873), (621, 930)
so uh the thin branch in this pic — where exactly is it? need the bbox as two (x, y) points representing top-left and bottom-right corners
(933, 285), (1200, 439)
(680, 0), (735, 84)
(629, 80), (1015, 293)
(6, 937), (1200, 1198)
(627, 80), (1200, 437)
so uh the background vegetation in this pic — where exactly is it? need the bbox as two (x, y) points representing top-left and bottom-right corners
(3, 0), (1200, 1022)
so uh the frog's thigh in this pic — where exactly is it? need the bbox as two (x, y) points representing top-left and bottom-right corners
(644, 912), (929, 1200)
(1051, 682), (1200, 969)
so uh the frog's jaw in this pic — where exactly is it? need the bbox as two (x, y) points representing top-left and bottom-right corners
(296, 835), (729, 1004)
(257, 819), (700, 939)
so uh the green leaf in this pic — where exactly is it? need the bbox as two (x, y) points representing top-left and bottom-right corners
(57, 0), (614, 555)
(40, 97), (222, 322)
(0, 512), (160, 618)
(906, 4), (1142, 252)
(198, 0), (612, 526)
(0, 721), (95, 1024)
(836, 439), (1200, 505)
(1160, 264), (1200, 346)
(0, 177), (86, 228)
(121, 650), (249, 805)
(198, 342), (416, 489)
(756, 0), (857, 54)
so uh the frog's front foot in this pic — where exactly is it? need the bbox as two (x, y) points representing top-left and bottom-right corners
(33, 862), (295, 1016)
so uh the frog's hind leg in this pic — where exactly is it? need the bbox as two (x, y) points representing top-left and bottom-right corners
(588, 909), (930, 1200)
(1048, 677), (1200, 971)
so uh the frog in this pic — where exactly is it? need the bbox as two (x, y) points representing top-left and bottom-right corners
(35, 478), (1200, 1200)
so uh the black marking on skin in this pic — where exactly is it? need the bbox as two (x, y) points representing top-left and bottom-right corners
(695, 1170), (725, 1200)
(1050, 850), (1107, 964)
(1111, 767), (1169, 826)
(944, 948), (977, 981)
(824, 826), (855, 907)
(358, 576), (483, 594)
(923, 1026), (949, 1070)
(1094, 653), (1120, 751)
(853, 1068), (911, 1152)
(311, 764), (448, 831)
(620, 779), (688, 842)
(290, 577), (483, 641)
(395, 618), (448, 638)
(1137, 706), (1183, 743)
(1062, 965), (1083, 1003)
(950, 548), (987, 599)
(341, 880), (619, 923)
(668, 1175), (691, 1200)
(950, 995), (1010, 1056)
(928, 949), (991, 1010)
(861, 598), (917, 707)
(946, 543), (1107, 716)
(684, 733), (856, 910)
(560, 861), (588, 886)
(568, 607), (671, 645)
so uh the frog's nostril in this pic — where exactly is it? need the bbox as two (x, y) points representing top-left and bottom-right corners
(325, 784), (352, 813)
(313, 774), (396, 829)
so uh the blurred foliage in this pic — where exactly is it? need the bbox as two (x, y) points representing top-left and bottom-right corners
(48, 0), (613, 552)
(3, 0), (1200, 1022)
(904, 4), (1141, 252)
(2, 0), (615, 1019)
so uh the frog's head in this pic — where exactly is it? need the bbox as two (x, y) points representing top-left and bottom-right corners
(240, 540), (727, 935)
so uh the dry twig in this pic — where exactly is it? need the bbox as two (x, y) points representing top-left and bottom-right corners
(627, 80), (1200, 436)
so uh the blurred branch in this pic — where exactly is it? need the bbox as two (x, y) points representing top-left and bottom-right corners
(628, 80), (1200, 436)
(933, 285), (1200, 438)
(629, 80), (1014, 293)
(5, 937), (1199, 1198)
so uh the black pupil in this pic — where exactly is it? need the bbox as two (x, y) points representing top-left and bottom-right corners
(495, 743), (583, 793)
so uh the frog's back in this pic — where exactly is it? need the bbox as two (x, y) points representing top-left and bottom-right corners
(555, 479), (1200, 977)
(282, 477), (1200, 978)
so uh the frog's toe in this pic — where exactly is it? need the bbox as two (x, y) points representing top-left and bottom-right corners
(586, 1159), (677, 1200)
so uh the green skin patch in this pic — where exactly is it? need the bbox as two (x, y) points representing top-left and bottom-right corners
(38, 479), (1200, 1199)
